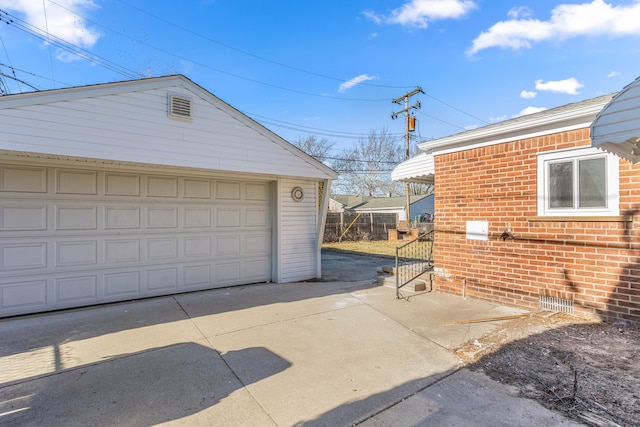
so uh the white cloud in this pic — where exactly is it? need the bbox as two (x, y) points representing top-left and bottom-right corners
(520, 90), (537, 99)
(364, 0), (477, 29)
(608, 70), (621, 77)
(535, 77), (583, 95)
(338, 74), (376, 93)
(514, 106), (547, 117)
(468, 0), (640, 55)
(464, 124), (479, 130)
(489, 115), (508, 122)
(507, 6), (533, 19)
(0, 0), (100, 50)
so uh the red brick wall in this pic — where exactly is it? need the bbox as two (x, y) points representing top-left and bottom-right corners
(432, 128), (640, 323)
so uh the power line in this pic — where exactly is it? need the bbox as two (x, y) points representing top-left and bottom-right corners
(425, 92), (490, 125)
(36, 2), (395, 102)
(110, 0), (414, 91)
(246, 111), (405, 140)
(0, 11), (141, 79)
(0, 3), (486, 139)
(41, 0), (57, 88)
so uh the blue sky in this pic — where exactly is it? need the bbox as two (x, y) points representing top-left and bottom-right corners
(0, 0), (639, 156)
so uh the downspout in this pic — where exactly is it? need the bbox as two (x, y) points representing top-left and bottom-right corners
(316, 178), (332, 279)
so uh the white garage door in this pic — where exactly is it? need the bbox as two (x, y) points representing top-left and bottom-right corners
(0, 164), (272, 318)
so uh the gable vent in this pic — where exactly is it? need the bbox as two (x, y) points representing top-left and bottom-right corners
(168, 95), (192, 120)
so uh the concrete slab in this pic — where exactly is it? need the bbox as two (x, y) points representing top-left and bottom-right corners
(359, 369), (583, 427)
(213, 303), (460, 426)
(351, 287), (526, 350)
(0, 297), (204, 384)
(176, 281), (366, 338)
(0, 252), (580, 426)
(0, 339), (276, 426)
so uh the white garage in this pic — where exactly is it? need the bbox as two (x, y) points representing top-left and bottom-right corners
(0, 75), (337, 317)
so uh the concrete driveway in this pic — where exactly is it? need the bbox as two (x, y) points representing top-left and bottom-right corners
(0, 252), (581, 426)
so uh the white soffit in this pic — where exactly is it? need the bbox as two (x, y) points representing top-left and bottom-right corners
(591, 76), (640, 163)
(392, 152), (434, 184)
(420, 94), (615, 155)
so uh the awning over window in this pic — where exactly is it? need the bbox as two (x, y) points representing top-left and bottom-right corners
(591, 76), (640, 163)
(392, 152), (434, 184)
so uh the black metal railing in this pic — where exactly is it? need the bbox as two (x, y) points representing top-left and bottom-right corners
(395, 230), (434, 299)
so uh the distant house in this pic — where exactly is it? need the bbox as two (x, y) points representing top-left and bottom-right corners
(329, 194), (434, 222)
(394, 78), (640, 324)
(0, 75), (338, 318)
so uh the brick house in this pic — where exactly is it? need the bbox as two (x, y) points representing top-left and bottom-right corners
(393, 79), (640, 323)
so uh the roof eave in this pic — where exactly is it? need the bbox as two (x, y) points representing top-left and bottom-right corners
(419, 94), (615, 155)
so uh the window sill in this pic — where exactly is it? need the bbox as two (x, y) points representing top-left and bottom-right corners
(527, 215), (632, 222)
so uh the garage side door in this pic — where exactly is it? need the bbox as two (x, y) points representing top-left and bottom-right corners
(0, 165), (272, 318)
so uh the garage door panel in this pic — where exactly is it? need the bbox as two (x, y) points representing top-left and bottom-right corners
(216, 207), (240, 227)
(1, 166), (47, 193)
(184, 236), (212, 257)
(147, 268), (178, 291)
(1, 205), (47, 231)
(183, 178), (210, 198)
(1, 243), (47, 270)
(245, 182), (269, 200)
(56, 169), (97, 195)
(183, 207), (211, 228)
(245, 259), (270, 281)
(104, 271), (141, 296)
(0, 167), (272, 317)
(147, 238), (178, 260)
(246, 234), (270, 254)
(147, 208), (178, 228)
(105, 240), (141, 264)
(105, 207), (140, 229)
(1, 280), (47, 309)
(183, 265), (211, 287)
(216, 235), (241, 255)
(56, 206), (97, 230)
(217, 261), (241, 282)
(105, 173), (140, 196)
(216, 181), (240, 199)
(147, 176), (178, 197)
(56, 241), (98, 266)
(55, 275), (98, 303)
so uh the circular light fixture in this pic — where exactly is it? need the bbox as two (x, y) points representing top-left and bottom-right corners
(291, 186), (304, 202)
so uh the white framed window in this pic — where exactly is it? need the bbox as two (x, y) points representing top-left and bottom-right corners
(537, 147), (619, 216)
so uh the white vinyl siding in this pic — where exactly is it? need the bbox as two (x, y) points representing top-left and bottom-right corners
(0, 83), (330, 179)
(0, 76), (337, 317)
(0, 163), (272, 318)
(278, 178), (319, 282)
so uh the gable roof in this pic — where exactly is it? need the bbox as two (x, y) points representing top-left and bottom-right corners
(0, 75), (338, 180)
(419, 93), (615, 155)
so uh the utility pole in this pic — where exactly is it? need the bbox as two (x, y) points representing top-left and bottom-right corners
(392, 87), (424, 223)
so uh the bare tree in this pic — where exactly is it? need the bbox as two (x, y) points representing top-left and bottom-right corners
(333, 128), (403, 196)
(293, 135), (334, 165)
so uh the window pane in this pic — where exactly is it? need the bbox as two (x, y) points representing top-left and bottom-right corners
(579, 157), (606, 208)
(549, 161), (574, 208)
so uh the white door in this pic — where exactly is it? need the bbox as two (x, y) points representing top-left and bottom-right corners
(0, 164), (272, 318)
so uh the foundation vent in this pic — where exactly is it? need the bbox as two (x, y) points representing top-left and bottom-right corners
(539, 296), (574, 314)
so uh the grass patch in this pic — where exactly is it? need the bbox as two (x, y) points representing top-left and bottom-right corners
(322, 240), (399, 258)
